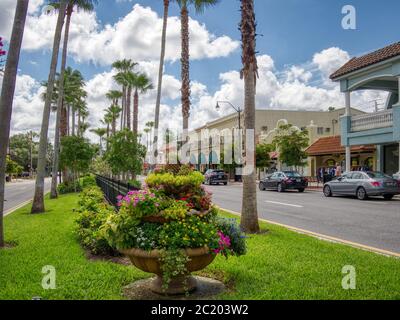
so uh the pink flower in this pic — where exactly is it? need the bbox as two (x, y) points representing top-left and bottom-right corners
(117, 195), (123, 201)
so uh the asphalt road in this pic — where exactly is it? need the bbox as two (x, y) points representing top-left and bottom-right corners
(4, 178), (51, 215)
(208, 183), (400, 254)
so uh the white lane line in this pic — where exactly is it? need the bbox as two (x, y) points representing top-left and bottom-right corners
(265, 201), (304, 208)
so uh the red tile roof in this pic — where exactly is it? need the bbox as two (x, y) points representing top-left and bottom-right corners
(306, 136), (375, 156)
(330, 41), (400, 80)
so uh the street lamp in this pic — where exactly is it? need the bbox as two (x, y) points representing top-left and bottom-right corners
(215, 101), (242, 130)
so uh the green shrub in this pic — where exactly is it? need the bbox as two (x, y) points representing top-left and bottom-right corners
(58, 181), (82, 195)
(81, 175), (97, 189)
(76, 186), (116, 256)
(127, 179), (142, 190)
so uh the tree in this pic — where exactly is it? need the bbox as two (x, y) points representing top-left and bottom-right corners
(59, 136), (95, 192)
(131, 73), (153, 135)
(256, 143), (272, 179)
(9, 132), (39, 172)
(112, 59), (137, 130)
(105, 129), (146, 181)
(175, 0), (220, 133)
(6, 156), (23, 179)
(52, 67), (86, 198)
(0, 0), (29, 247)
(154, 0), (170, 159)
(272, 124), (309, 170)
(32, 0), (67, 214)
(240, 0), (260, 234)
(91, 128), (107, 155)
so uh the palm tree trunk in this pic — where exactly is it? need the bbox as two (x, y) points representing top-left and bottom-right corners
(240, 0), (260, 234)
(121, 86), (126, 130)
(154, 0), (170, 159)
(181, 5), (190, 134)
(133, 89), (139, 135)
(72, 108), (76, 136)
(0, 0), (29, 247)
(32, 1), (67, 214)
(51, 6), (72, 199)
(127, 86), (132, 130)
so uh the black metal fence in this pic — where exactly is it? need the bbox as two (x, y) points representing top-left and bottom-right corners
(95, 175), (140, 208)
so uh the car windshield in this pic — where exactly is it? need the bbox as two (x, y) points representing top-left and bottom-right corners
(366, 172), (391, 179)
(213, 170), (225, 174)
(284, 172), (302, 178)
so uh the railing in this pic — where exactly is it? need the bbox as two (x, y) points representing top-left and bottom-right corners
(351, 110), (393, 132)
(95, 175), (140, 208)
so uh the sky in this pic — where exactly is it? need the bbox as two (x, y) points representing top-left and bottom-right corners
(0, 0), (399, 142)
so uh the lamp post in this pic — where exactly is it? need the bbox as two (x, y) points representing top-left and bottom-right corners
(216, 101), (242, 131)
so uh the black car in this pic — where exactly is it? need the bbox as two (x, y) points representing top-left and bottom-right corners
(259, 171), (308, 193)
(204, 169), (229, 185)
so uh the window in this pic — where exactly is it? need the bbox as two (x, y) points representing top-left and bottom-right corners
(317, 127), (324, 135)
(325, 128), (331, 133)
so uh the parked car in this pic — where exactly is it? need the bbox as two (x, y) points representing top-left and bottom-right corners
(204, 169), (229, 185)
(259, 171), (308, 193)
(323, 171), (400, 200)
(394, 172), (400, 182)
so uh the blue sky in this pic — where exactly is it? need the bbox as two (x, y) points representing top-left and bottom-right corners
(15, 0), (400, 90)
(0, 0), (399, 137)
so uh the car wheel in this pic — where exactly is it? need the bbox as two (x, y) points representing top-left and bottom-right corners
(224, 182), (228, 186)
(357, 187), (368, 201)
(259, 182), (266, 191)
(277, 183), (284, 193)
(384, 194), (394, 200)
(323, 185), (332, 197)
(298, 188), (305, 193)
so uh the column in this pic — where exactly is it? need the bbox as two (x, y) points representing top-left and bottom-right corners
(345, 91), (351, 172)
(398, 142), (400, 173)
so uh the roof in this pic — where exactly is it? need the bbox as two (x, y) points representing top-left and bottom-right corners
(330, 41), (400, 80)
(306, 136), (375, 156)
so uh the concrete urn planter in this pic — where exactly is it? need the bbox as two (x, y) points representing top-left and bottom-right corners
(120, 247), (215, 295)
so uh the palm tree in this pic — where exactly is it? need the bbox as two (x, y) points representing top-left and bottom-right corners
(0, 0), (29, 248)
(50, 0), (97, 199)
(32, 0), (67, 214)
(132, 73), (153, 135)
(240, 0), (260, 234)
(154, 0), (170, 159)
(175, 0), (219, 134)
(91, 128), (107, 155)
(105, 90), (123, 134)
(112, 59), (137, 130)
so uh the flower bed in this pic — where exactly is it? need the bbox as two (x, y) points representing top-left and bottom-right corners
(102, 166), (246, 295)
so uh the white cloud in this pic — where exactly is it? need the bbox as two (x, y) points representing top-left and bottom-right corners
(0, 3), (239, 66)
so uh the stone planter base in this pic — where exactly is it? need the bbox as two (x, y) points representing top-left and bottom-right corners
(120, 247), (215, 295)
(123, 276), (226, 300)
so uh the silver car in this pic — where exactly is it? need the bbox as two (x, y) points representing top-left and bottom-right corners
(323, 171), (400, 200)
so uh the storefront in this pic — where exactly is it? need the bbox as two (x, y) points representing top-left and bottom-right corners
(306, 136), (376, 180)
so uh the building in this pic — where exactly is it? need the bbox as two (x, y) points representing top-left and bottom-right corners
(331, 41), (400, 175)
(306, 136), (376, 180)
(189, 108), (365, 175)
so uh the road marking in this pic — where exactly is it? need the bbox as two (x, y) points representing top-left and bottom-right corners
(265, 201), (304, 208)
(221, 208), (400, 259)
(4, 199), (33, 217)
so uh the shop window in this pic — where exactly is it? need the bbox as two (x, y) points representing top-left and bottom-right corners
(325, 128), (331, 134)
(317, 127), (324, 135)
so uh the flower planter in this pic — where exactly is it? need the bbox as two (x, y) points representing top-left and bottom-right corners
(120, 247), (215, 295)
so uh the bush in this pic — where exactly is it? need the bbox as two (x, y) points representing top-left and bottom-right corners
(128, 179), (142, 190)
(76, 186), (116, 256)
(81, 175), (97, 189)
(58, 181), (82, 195)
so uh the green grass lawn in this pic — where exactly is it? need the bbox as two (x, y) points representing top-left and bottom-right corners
(1, 193), (400, 300)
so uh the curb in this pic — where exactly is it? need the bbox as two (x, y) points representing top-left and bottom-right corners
(4, 191), (50, 217)
(221, 208), (400, 259)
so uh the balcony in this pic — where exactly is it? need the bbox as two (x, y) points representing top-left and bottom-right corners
(351, 110), (393, 132)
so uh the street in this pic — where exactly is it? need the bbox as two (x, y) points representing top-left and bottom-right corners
(208, 183), (400, 254)
(3, 178), (51, 216)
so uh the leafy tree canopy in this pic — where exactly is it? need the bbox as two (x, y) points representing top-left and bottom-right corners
(272, 124), (309, 168)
